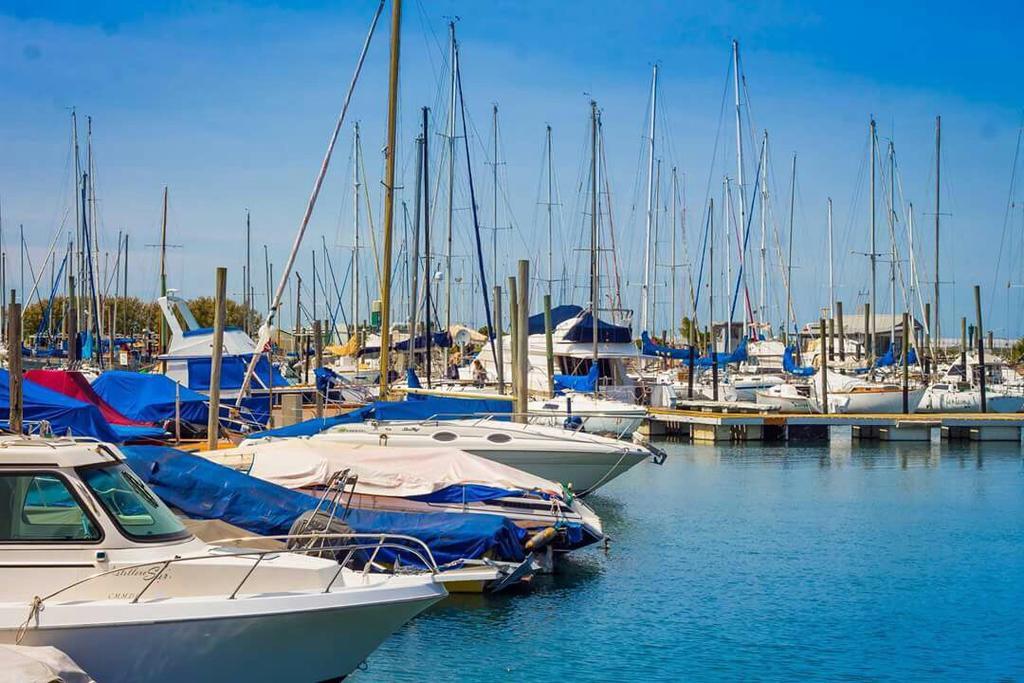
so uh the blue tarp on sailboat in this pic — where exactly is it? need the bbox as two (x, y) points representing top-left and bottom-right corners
(873, 343), (918, 369)
(553, 364), (599, 393)
(526, 305), (584, 335)
(783, 346), (815, 377)
(186, 354), (287, 391)
(640, 331), (695, 360)
(121, 445), (528, 566)
(563, 312), (632, 344)
(92, 371), (209, 425)
(0, 369), (120, 442)
(394, 331), (453, 352)
(697, 337), (748, 367)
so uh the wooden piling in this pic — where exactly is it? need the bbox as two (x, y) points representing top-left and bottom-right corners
(67, 275), (78, 365)
(206, 267), (227, 450)
(543, 294), (555, 398)
(516, 260), (530, 422)
(8, 291), (22, 435)
(901, 311), (910, 414)
(836, 301), (845, 362)
(923, 301), (931, 375)
(828, 317), (835, 361)
(862, 302), (870, 362)
(709, 326), (719, 402)
(960, 317), (967, 381)
(508, 276), (519, 411)
(975, 285), (986, 413)
(687, 320), (695, 400)
(313, 319), (324, 419)
(494, 285), (505, 394)
(820, 318), (829, 415)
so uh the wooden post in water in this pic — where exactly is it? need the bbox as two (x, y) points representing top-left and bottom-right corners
(709, 326), (719, 402)
(828, 318), (835, 362)
(923, 302), (932, 376)
(493, 285), (505, 394)
(988, 331), (994, 353)
(516, 260), (530, 422)
(960, 317), (967, 381)
(819, 318), (829, 415)
(507, 276), (519, 410)
(265, 351), (275, 429)
(837, 301), (846, 362)
(206, 267), (227, 450)
(901, 311), (910, 414)
(313, 319), (324, 419)
(862, 302), (870, 362)
(8, 291), (22, 435)
(67, 275), (78, 365)
(543, 294), (555, 398)
(174, 382), (182, 444)
(975, 285), (986, 413)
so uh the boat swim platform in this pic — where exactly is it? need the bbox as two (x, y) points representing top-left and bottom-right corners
(642, 407), (1024, 443)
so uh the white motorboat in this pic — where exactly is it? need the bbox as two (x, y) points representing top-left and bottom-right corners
(247, 419), (653, 496)
(728, 373), (786, 402)
(809, 369), (926, 414)
(528, 391), (646, 436)
(917, 382), (1024, 413)
(201, 440), (603, 556)
(755, 383), (812, 413)
(0, 437), (446, 682)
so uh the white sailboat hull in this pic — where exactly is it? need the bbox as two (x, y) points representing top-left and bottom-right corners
(916, 387), (1024, 413)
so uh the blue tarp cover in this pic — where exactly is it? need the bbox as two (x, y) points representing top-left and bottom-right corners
(783, 346), (815, 377)
(187, 354), (287, 391)
(121, 445), (527, 566)
(553, 364), (598, 393)
(92, 371), (209, 425)
(640, 331), (695, 360)
(697, 337), (748, 367)
(526, 305), (583, 336)
(562, 312), (632, 344)
(0, 369), (120, 442)
(394, 331), (452, 352)
(874, 343), (918, 368)
(250, 394), (512, 439)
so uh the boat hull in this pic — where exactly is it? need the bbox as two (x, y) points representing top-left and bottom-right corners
(464, 447), (648, 495)
(1, 582), (443, 683)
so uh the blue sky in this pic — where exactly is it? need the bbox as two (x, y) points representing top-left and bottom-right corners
(1, 1), (1022, 339)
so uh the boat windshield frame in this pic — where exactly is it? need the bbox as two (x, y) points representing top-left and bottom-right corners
(76, 462), (193, 544)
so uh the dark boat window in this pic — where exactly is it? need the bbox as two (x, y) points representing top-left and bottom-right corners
(0, 473), (101, 542)
(486, 433), (513, 444)
(432, 431), (458, 442)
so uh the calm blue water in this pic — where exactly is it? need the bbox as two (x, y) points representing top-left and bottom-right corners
(354, 437), (1024, 681)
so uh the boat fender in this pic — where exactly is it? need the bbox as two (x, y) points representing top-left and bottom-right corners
(524, 526), (559, 553)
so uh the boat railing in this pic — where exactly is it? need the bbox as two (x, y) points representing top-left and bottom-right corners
(30, 532), (440, 610)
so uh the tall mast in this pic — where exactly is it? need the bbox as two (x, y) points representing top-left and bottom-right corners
(352, 123), (361, 335)
(546, 125), (554, 296)
(408, 109), (425, 369)
(444, 21), (457, 365)
(71, 110), (81, 323)
(709, 196), (715, 347)
(377, 0), (402, 398)
(159, 187), (168, 365)
(651, 158), (661, 333)
(732, 40), (750, 336)
(671, 166), (678, 342)
(889, 140), (896, 347)
(245, 210), (251, 335)
(423, 105), (432, 387)
(785, 154), (796, 342)
(869, 118), (877, 360)
(589, 100), (599, 363)
(640, 64), (658, 334)
(759, 130), (768, 328)
(724, 178), (733, 353)
(491, 104), (499, 288)
(933, 115), (941, 353)
(827, 195), (834, 318)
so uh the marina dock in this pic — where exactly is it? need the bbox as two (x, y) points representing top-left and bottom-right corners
(643, 406), (1024, 442)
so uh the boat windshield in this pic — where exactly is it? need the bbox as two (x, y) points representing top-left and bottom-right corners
(78, 464), (191, 542)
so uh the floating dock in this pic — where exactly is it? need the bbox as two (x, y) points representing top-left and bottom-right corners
(643, 406), (1024, 443)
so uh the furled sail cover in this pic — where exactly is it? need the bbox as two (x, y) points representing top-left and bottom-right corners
(697, 336), (748, 367)
(526, 305), (583, 336)
(553, 363), (599, 393)
(121, 445), (527, 566)
(782, 347), (815, 377)
(640, 331), (695, 360)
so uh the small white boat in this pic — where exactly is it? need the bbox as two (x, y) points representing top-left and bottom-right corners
(0, 437), (446, 682)
(729, 373), (786, 402)
(251, 419), (653, 496)
(917, 382), (1024, 413)
(528, 391), (646, 436)
(755, 383), (812, 413)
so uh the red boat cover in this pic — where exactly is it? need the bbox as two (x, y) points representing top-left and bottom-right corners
(24, 370), (150, 426)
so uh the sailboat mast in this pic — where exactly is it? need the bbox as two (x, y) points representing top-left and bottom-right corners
(245, 210), (251, 335)
(889, 140), (896, 347)
(408, 111), (424, 369)
(492, 104), (499, 288)
(589, 100), (599, 363)
(671, 166), (678, 342)
(724, 178), (733, 353)
(159, 187), (168, 366)
(732, 40), (750, 337)
(933, 115), (941, 353)
(759, 131), (768, 329)
(785, 154), (796, 343)
(827, 195), (834, 318)
(352, 123), (361, 335)
(869, 118), (877, 360)
(444, 21), (457, 366)
(377, 0), (402, 398)
(640, 64), (658, 334)
(546, 125), (554, 297)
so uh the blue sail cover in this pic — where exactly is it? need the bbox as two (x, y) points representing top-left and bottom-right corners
(250, 394), (512, 439)
(697, 337), (748, 367)
(0, 369), (120, 442)
(783, 346), (815, 377)
(563, 312), (632, 344)
(394, 331), (453, 352)
(526, 305), (584, 335)
(121, 445), (527, 566)
(186, 354), (287, 391)
(640, 331), (695, 360)
(875, 343), (918, 367)
(92, 371), (209, 425)
(553, 364), (598, 393)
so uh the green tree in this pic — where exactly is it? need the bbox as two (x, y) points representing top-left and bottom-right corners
(186, 297), (259, 331)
